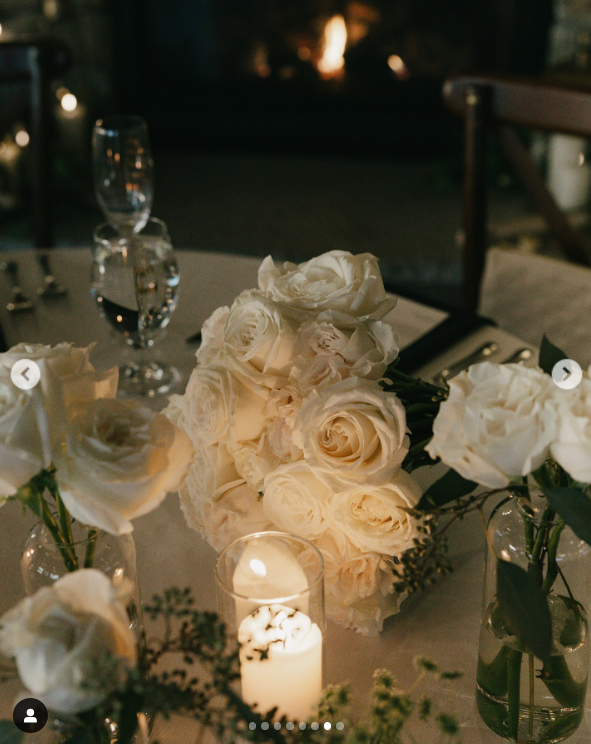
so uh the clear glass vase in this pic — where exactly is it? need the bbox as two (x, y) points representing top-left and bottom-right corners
(476, 493), (591, 743)
(21, 521), (143, 635)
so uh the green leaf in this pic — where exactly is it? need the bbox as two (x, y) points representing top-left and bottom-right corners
(538, 335), (567, 375)
(0, 722), (24, 744)
(496, 560), (552, 660)
(543, 487), (591, 547)
(416, 469), (478, 511)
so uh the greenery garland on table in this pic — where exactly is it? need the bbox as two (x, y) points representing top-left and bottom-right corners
(1, 587), (462, 744)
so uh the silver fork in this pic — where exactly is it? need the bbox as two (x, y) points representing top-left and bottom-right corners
(36, 252), (67, 297)
(1, 260), (34, 312)
(433, 341), (498, 384)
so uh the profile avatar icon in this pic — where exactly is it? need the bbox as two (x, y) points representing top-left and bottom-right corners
(13, 698), (48, 733)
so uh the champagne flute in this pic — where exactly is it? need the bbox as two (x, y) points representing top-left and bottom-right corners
(92, 116), (154, 235)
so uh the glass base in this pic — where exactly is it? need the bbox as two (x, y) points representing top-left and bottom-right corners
(118, 361), (180, 398)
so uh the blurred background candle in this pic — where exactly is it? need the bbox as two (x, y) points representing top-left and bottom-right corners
(238, 604), (322, 720)
(216, 532), (325, 720)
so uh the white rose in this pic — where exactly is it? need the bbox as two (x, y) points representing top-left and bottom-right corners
(179, 445), (246, 536)
(197, 306), (230, 366)
(551, 378), (591, 482)
(332, 470), (422, 554)
(0, 369), (46, 498)
(0, 343), (117, 422)
(57, 398), (193, 535)
(265, 385), (303, 462)
(293, 377), (409, 490)
(426, 362), (557, 488)
(258, 251), (396, 319)
(227, 434), (280, 492)
(315, 530), (402, 635)
(0, 569), (136, 715)
(201, 482), (273, 552)
(166, 366), (235, 447)
(263, 461), (333, 539)
(0, 344), (118, 496)
(220, 290), (296, 387)
(291, 311), (398, 395)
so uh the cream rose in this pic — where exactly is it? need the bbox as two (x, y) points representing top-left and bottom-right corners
(227, 434), (280, 493)
(258, 251), (396, 319)
(220, 290), (296, 386)
(0, 569), (136, 715)
(426, 362), (557, 488)
(291, 311), (398, 395)
(265, 385), (303, 462)
(57, 398), (193, 535)
(551, 378), (591, 482)
(196, 306), (230, 366)
(293, 377), (409, 490)
(332, 470), (422, 554)
(263, 461), (333, 539)
(166, 366), (235, 447)
(200, 482), (273, 552)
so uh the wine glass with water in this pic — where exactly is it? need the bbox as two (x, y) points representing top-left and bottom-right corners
(91, 219), (180, 397)
(92, 117), (179, 398)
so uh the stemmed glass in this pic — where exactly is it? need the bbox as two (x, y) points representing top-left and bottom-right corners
(92, 116), (180, 399)
(93, 115), (153, 234)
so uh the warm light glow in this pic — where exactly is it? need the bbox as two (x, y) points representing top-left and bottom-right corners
(250, 558), (267, 577)
(117, 315), (123, 323)
(15, 130), (29, 147)
(387, 54), (410, 80)
(61, 93), (78, 112)
(0, 24), (3, 35)
(317, 15), (347, 78)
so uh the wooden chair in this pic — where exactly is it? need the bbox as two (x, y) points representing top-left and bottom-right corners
(0, 37), (70, 248)
(443, 74), (591, 311)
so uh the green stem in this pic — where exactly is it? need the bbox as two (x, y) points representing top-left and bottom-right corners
(84, 528), (99, 568)
(528, 654), (535, 738)
(507, 649), (523, 743)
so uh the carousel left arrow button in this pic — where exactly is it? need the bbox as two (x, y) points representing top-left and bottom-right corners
(11, 359), (41, 390)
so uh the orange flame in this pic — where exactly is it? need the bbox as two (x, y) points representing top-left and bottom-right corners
(317, 15), (347, 78)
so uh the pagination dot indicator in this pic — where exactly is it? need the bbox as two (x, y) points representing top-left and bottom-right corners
(248, 720), (345, 731)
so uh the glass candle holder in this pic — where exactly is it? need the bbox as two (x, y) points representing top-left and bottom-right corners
(215, 531), (325, 722)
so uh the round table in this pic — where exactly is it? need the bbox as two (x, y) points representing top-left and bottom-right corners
(0, 249), (587, 742)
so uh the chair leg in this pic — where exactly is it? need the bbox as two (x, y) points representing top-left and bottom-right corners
(462, 84), (489, 312)
(496, 124), (590, 267)
(29, 46), (54, 249)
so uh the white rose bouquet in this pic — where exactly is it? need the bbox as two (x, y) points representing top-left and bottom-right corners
(0, 343), (193, 573)
(166, 251), (447, 634)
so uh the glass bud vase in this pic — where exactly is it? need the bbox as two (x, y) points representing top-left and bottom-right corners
(21, 521), (143, 634)
(476, 494), (591, 743)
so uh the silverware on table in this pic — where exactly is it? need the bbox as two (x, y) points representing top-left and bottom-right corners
(501, 347), (534, 364)
(433, 341), (498, 384)
(1, 260), (34, 312)
(36, 252), (67, 297)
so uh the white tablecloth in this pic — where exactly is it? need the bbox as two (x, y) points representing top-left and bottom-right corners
(0, 249), (588, 742)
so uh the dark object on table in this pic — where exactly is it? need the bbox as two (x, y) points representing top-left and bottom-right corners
(1, 260), (34, 312)
(186, 330), (202, 344)
(444, 74), (591, 312)
(36, 251), (67, 296)
(0, 37), (70, 248)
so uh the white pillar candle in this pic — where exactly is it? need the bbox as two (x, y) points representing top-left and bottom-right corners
(547, 134), (591, 211)
(233, 540), (309, 622)
(238, 604), (322, 721)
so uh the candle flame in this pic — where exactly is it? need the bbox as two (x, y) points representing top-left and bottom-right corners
(250, 558), (267, 577)
(317, 15), (347, 78)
